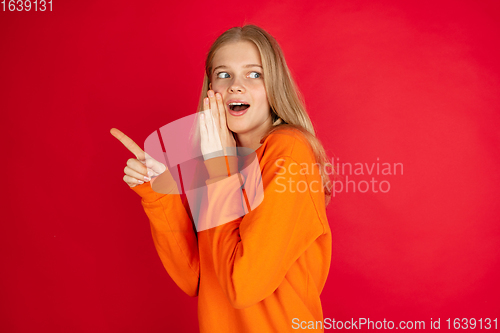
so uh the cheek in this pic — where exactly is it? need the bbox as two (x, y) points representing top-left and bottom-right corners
(244, 81), (265, 99)
(211, 81), (228, 92)
(254, 89), (269, 106)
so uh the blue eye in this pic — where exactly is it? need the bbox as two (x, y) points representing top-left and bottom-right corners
(249, 72), (261, 79)
(216, 72), (230, 79)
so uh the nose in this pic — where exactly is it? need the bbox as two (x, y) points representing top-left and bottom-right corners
(228, 78), (245, 93)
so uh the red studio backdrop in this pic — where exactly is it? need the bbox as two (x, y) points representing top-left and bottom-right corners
(1, 0), (499, 332)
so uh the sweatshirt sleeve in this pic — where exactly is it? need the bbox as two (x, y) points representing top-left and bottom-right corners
(204, 143), (326, 309)
(131, 180), (200, 297)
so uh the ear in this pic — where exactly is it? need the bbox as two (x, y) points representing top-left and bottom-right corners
(209, 83), (212, 90)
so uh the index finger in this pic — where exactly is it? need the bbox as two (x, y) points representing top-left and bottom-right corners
(215, 93), (227, 127)
(110, 128), (146, 161)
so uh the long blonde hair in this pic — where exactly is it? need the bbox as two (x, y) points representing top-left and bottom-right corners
(198, 25), (336, 207)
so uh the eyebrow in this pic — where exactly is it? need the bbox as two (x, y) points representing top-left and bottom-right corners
(213, 64), (263, 73)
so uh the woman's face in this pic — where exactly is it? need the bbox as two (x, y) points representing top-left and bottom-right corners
(209, 40), (272, 142)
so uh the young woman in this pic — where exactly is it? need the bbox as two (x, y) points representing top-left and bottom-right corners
(111, 25), (334, 332)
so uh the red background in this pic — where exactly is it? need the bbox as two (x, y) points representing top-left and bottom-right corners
(1, 0), (499, 332)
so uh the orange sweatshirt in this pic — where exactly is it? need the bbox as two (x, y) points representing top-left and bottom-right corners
(131, 128), (332, 332)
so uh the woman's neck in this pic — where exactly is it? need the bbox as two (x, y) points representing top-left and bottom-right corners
(236, 136), (262, 151)
(235, 115), (272, 151)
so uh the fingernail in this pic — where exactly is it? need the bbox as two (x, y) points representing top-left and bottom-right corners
(138, 180), (144, 184)
(204, 97), (209, 104)
(208, 90), (214, 97)
(216, 93), (221, 100)
(147, 170), (153, 177)
(144, 176), (151, 182)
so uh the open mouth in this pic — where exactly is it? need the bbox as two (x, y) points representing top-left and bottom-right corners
(229, 102), (250, 112)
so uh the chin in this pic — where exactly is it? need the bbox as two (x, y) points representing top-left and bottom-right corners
(227, 121), (244, 134)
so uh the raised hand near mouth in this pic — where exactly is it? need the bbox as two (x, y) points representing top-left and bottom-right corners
(199, 90), (237, 159)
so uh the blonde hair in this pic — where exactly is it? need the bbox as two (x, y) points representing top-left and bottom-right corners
(197, 24), (336, 207)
